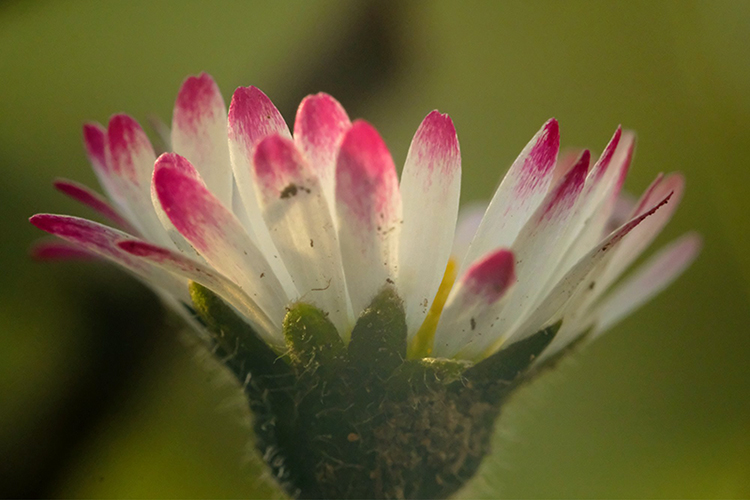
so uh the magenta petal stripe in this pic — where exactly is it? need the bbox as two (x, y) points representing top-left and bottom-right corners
(335, 120), (402, 316)
(153, 153), (290, 326)
(460, 118), (560, 273)
(54, 179), (137, 233)
(172, 72), (232, 206)
(398, 111), (461, 337)
(587, 126), (622, 184)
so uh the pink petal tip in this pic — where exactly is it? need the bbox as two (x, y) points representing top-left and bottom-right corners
(463, 249), (516, 304)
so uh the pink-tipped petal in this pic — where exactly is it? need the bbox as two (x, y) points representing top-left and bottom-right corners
(432, 249), (516, 358)
(107, 114), (156, 181)
(83, 122), (129, 214)
(588, 126), (622, 184)
(506, 152), (590, 305)
(461, 249), (516, 305)
(398, 111), (462, 337)
(118, 239), (278, 343)
(252, 135), (352, 334)
(449, 153), (592, 359)
(593, 232), (702, 335)
(335, 120), (402, 316)
(294, 93), (352, 208)
(539, 150), (590, 220)
(461, 119), (560, 271)
(549, 130), (636, 282)
(149, 153), (207, 259)
(227, 86), (293, 279)
(29, 214), (187, 301)
(53, 179), (137, 233)
(497, 189), (676, 354)
(153, 157), (291, 325)
(551, 148), (584, 186)
(599, 172), (685, 291)
(30, 239), (96, 261)
(83, 122), (108, 172)
(171, 73), (232, 206)
(228, 86), (291, 149)
(105, 114), (170, 246)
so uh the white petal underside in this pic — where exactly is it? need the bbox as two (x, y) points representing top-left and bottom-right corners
(460, 119), (559, 274)
(253, 135), (353, 336)
(105, 115), (172, 247)
(433, 248), (515, 358)
(453, 153), (590, 359)
(153, 154), (290, 327)
(335, 120), (402, 317)
(227, 86), (297, 296)
(398, 111), (461, 338)
(171, 72), (233, 207)
(118, 238), (280, 345)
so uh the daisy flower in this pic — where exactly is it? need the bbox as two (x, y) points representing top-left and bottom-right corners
(29, 73), (699, 499)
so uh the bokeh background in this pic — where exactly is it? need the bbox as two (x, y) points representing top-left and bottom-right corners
(1, 0), (749, 498)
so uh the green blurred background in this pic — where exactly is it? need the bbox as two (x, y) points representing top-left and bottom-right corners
(1, 0), (749, 497)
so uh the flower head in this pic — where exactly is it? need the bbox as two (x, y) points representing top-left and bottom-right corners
(30, 73), (699, 498)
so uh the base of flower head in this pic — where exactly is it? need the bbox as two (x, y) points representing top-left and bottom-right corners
(190, 283), (562, 499)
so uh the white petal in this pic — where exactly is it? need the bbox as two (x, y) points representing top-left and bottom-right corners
(398, 111), (461, 337)
(82, 122), (133, 221)
(118, 238), (280, 345)
(227, 86), (296, 295)
(598, 173), (685, 292)
(252, 135), (352, 336)
(153, 153), (289, 326)
(171, 72), (233, 207)
(105, 115), (171, 246)
(335, 120), (402, 316)
(500, 188), (677, 353)
(29, 214), (188, 303)
(549, 129), (635, 284)
(293, 93), (352, 213)
(461, 119), (559, 273)
(432, 249), (515, 358)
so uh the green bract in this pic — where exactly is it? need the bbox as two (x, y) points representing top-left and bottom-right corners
(190, 282), (562, 499)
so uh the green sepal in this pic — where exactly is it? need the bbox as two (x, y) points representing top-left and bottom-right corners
(528, 327), (590, 376)
(347, 285), (407, 378)
(283, 302), (345, 370)
(188, 282), (291, 385)
(459, 321), (561, 399)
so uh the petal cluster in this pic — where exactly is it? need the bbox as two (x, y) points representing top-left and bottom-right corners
(30, 73), (699, 362)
